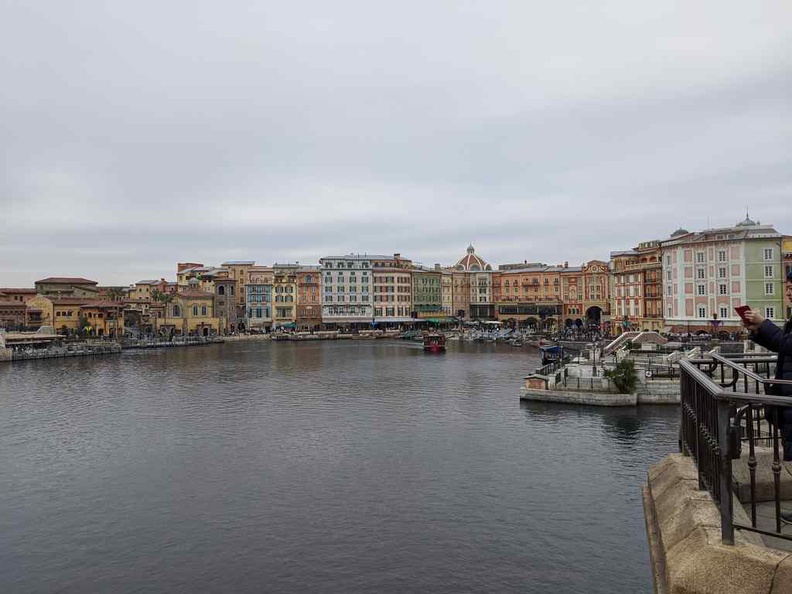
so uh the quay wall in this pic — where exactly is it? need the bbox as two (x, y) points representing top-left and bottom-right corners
(520, 387), (636, 406)
(643, 454), (792, 593)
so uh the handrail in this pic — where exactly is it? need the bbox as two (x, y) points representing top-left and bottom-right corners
(678, 357), (792, 546)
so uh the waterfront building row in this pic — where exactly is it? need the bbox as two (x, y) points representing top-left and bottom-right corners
(1, 213), (790, 336)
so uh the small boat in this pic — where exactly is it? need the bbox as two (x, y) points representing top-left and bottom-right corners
(539, 344), (564, 365)
(423, 332), (446, 353)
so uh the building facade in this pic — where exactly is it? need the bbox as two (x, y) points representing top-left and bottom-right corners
(372, 253), (413, 327)
(246, 266), (273, 332)
(319, 255), (374, 328)
(296, 267), (322, 332)
(272, 264), (298, 329)
(34, 277), (99, 298)
(661, 216), (784, 334)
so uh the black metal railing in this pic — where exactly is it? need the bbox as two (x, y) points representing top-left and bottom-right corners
(679, 355), (792, 545)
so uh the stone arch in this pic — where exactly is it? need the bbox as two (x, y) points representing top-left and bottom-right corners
(585, 306), (603, 325)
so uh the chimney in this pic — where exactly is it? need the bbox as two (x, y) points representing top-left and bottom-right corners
(564, 261), (568, 268)
(394, 253), (401, 259)
(434, 263), (441, 270)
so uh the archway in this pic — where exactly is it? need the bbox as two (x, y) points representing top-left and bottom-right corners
(585, 306), (603, 326)
(203, 327), (209, 337)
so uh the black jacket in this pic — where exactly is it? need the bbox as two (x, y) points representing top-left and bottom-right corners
(752, 319), (792, 396)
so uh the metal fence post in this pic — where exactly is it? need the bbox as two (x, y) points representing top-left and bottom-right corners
(717, 400), (734, 545)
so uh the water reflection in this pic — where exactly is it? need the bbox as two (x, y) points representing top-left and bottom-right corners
(0, 340), (679, 594)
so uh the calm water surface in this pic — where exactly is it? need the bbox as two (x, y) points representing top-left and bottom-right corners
(0, 340), (678, 593)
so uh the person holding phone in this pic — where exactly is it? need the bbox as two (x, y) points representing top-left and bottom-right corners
(742, 270), (792, 461)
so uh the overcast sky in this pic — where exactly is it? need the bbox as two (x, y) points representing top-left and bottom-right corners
(1, 1), (790, 286)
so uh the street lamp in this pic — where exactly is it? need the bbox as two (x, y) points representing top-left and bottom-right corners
(592, 340), (599, 376)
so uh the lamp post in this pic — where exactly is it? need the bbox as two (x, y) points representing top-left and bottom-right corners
(592, 340), (599, 376)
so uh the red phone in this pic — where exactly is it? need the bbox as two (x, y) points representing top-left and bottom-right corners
(735, 305), (751, 322)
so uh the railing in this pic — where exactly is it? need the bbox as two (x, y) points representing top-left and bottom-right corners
(679, 354), (792, 545)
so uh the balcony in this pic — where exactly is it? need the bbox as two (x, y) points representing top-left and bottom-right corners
(678, 353), (792, 547)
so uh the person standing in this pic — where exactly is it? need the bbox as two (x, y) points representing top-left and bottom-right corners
(743, 270), (792, 461)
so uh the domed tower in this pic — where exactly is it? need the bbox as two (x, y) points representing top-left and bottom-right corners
(454, 244), (492, 272)
(452, 245), (494, 321)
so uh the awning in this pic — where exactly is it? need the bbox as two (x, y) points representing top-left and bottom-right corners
(421, 317), (457, 323)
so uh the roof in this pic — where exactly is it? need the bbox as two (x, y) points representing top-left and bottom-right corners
(135, 279), (160, 285)
(454, 245), (492, 272)
(222, 260), (256, 266)
(35, 277), (98, 285)
(80, 300), (124, 308)
(176, 290), (214, 299)
(0, 288), (37, 294)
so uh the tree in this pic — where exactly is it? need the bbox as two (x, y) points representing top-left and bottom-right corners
(604, 359), (638, 394)
(152, 289), (175, 338)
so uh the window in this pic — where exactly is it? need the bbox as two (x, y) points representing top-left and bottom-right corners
(764, 265), (774, 278)
(720, 307), (728, 319)
(697, 284), (705, 296)
(696, 268), (705, 279)
(696, 252), (705, 263)
(173, 305), (180, 317)
(218, 286), (225, 295)
(666, 270), (672, 281)
(764, 248), (774, 261)
(717, 250), (727, 262)
(201, 305), (207, 316)
(698, 306), (707, 318)
(718, 267), (727, 279)
(765, 283), (774, 295)
(718, 284), (727, 295)
(193, 305), (198, 316)
(766, 307), (775, 319)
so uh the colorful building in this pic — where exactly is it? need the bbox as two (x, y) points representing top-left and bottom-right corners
(246, 266), (273, 332)
(296, 267), (322, 332)
(412, 265), (445, 321)
(272, 264), (298, 329)
(660, 215), (784, 334)
(372, 253), (413, 327)
(319, 254), (374, 328)
(451, 245), (494, 320)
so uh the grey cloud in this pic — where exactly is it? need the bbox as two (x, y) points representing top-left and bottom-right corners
(1, 1), (791, 286)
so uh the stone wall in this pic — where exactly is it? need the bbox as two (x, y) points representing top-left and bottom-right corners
(519, 387), (635, 406)
(644, 454), (792, 593)
(636, 379), (681, 404)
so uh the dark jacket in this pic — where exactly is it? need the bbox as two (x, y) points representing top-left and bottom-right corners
(752, 319), (792, 396)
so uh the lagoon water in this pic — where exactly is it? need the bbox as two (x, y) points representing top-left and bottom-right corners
(0, 340), (678, 593)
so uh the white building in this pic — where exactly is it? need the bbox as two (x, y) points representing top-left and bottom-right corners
(319, 255), (374, 327)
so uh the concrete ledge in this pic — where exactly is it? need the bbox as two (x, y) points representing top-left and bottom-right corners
(645, 454), (792, 593)
(732, 447), (792, 503)
(519, 387), (636, 406)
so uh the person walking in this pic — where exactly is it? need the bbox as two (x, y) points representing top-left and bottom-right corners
(743, 270), (792, 462)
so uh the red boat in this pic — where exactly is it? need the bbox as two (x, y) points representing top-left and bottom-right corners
(423, 332), (446, 353)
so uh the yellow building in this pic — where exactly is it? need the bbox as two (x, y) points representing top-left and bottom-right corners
(26, 296), (124, 336)
(164, 288), (220, 336)
(272, 264), (298, 328)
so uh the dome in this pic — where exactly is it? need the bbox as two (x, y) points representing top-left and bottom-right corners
(670, 227), (689, 238)
(736, 211), (758, 227)
(454, 245), (492, 272)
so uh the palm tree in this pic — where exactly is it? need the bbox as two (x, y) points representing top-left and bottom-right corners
(152, 289), (175, 339)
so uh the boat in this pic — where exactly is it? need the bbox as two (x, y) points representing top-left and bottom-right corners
(539, 344), (564, 365)
(423, 332), (446, 353)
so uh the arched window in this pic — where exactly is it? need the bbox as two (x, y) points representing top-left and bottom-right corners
(201, 305), (207, 316)
(218, 286), (225, 296)
(231, 286), (235, 296)
(193, 305), (198, 316)
(173, 305), (180, 317)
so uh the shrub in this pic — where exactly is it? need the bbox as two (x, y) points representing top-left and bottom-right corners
(604, 359), (638, 394)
